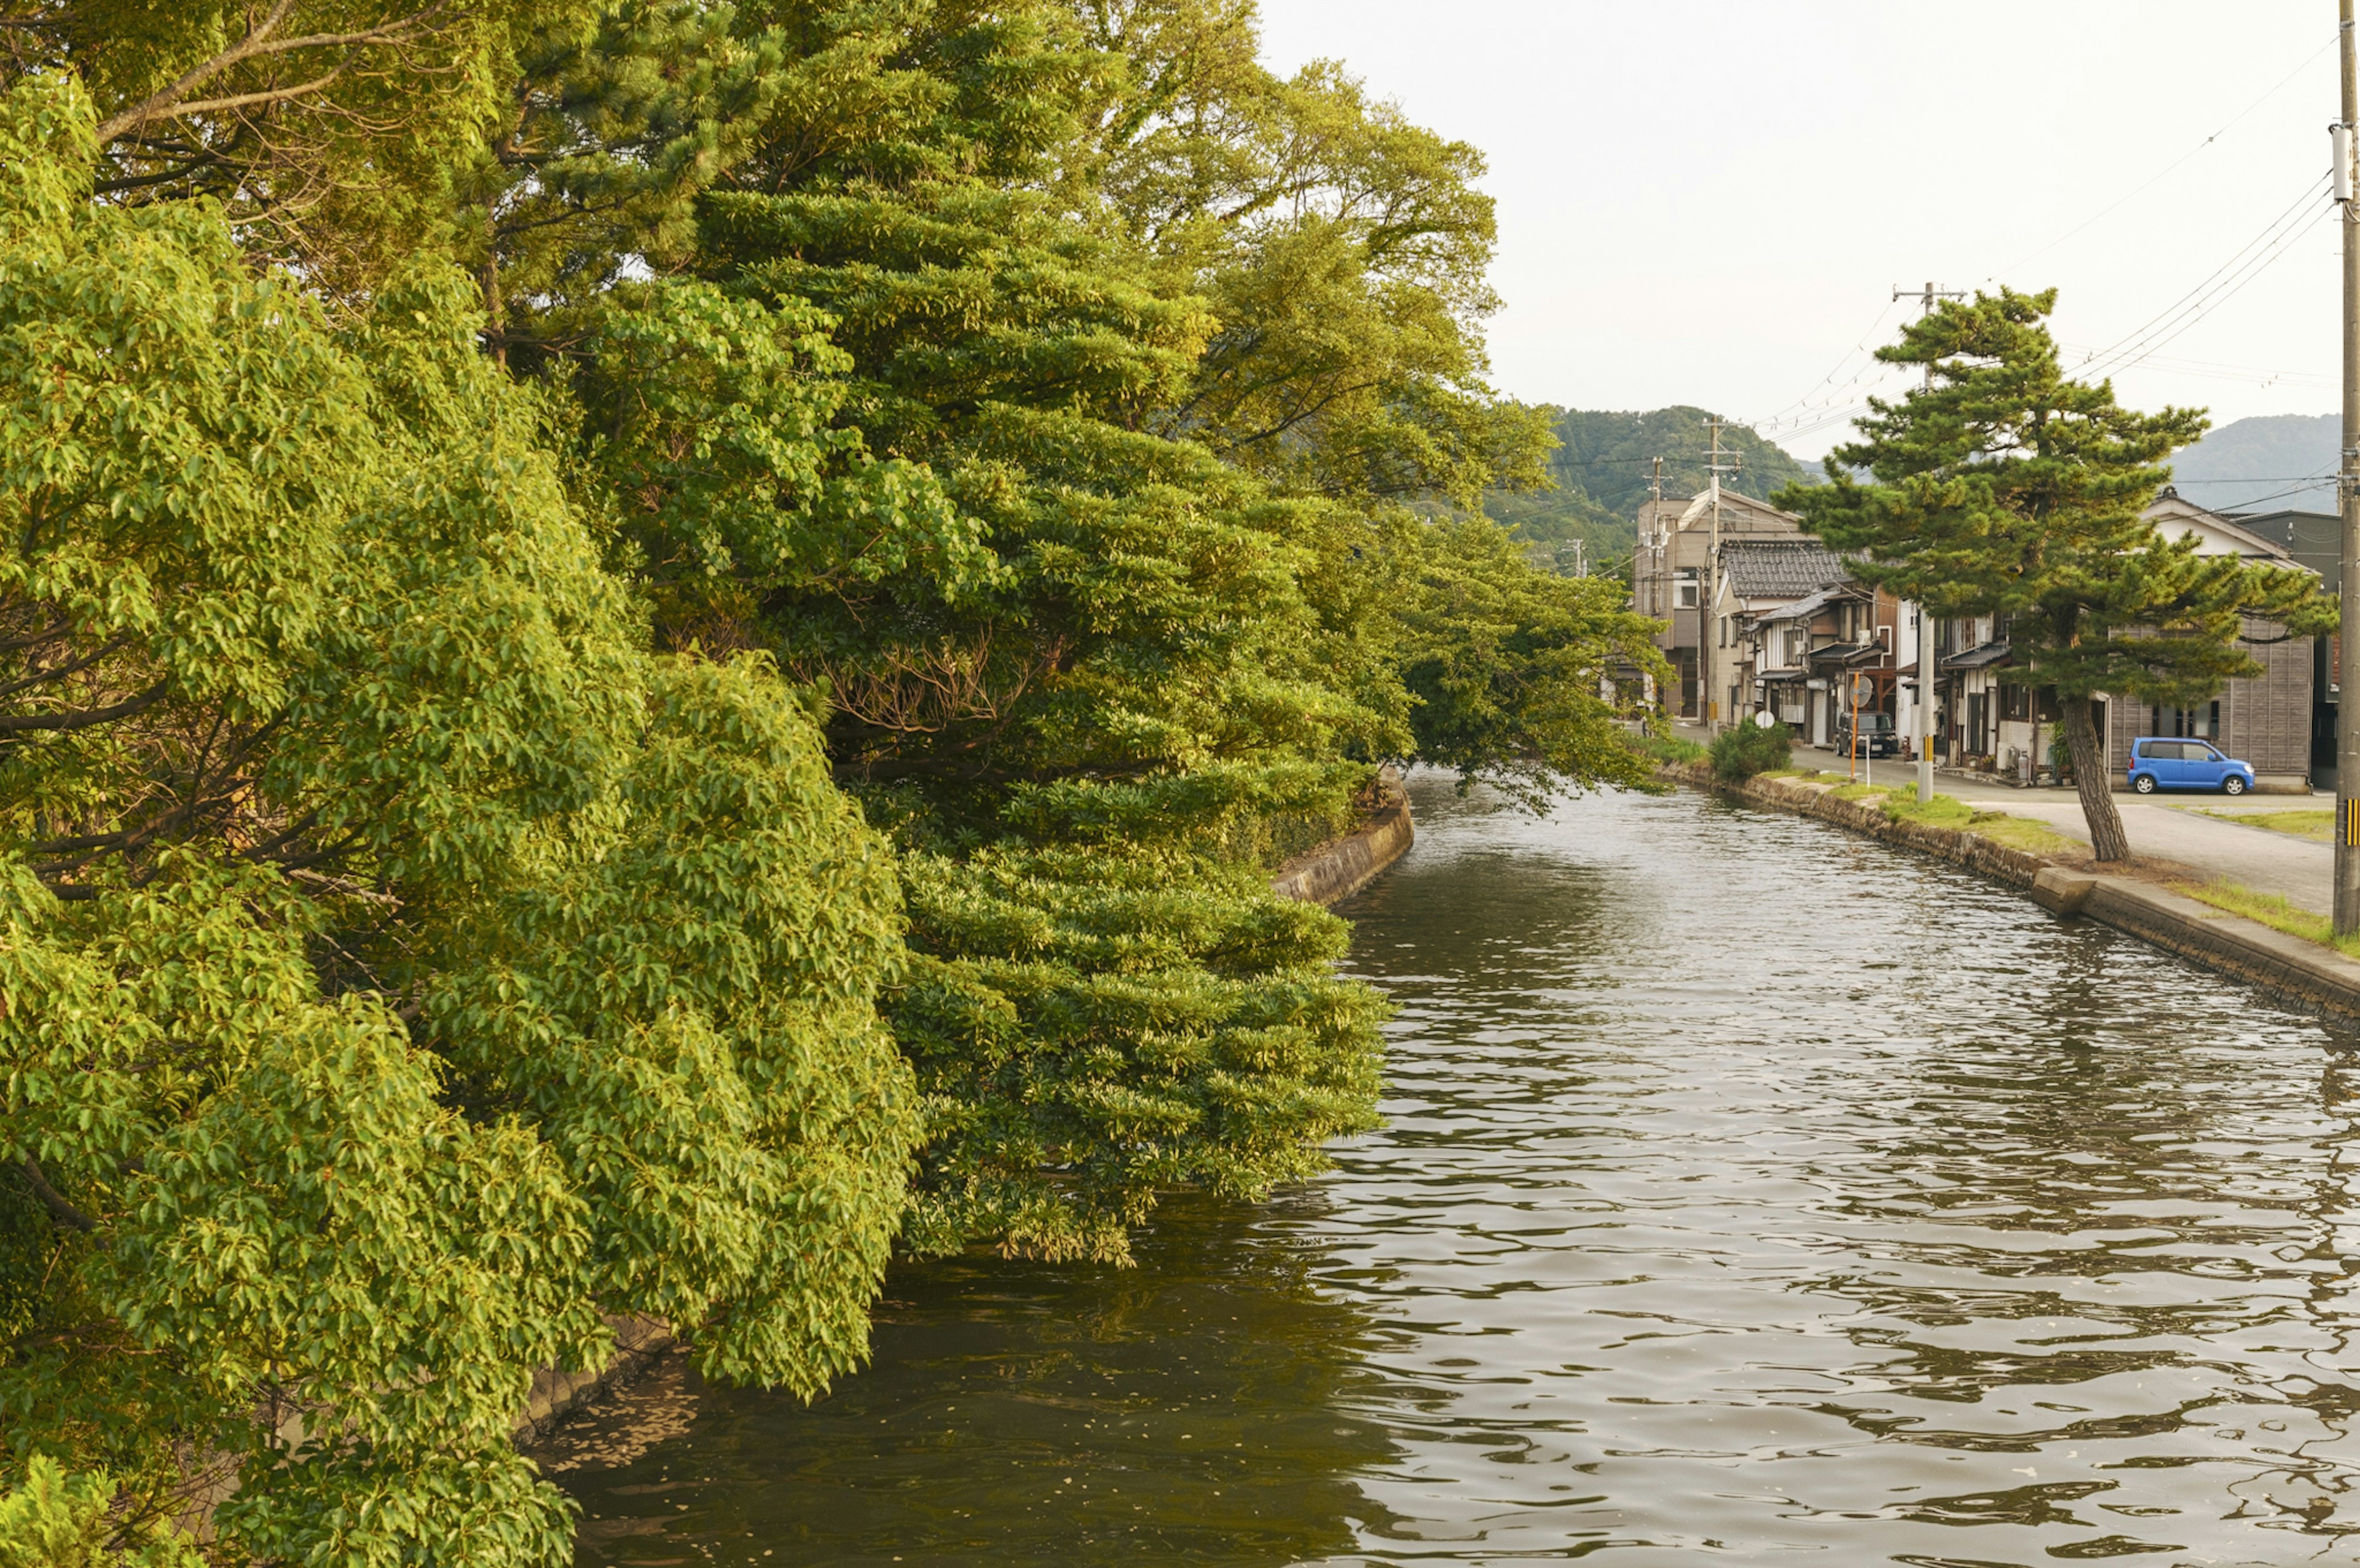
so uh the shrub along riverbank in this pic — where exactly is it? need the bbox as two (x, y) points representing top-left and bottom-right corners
(0, 9), (1663, 1559)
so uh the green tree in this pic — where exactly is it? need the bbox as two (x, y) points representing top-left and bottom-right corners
(1777, 288), (2334, 862)
(1387, 515), (1667, 807)
(9, 0), (595, 285)
(0, 77), (917, 1558)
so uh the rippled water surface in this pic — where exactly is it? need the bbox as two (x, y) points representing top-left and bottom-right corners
(557, 777), (2360, 1566)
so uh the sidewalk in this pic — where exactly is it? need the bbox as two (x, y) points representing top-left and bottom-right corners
(1674, 723), (2333, 916)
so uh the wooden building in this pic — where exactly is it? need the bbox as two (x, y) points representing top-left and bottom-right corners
(2096, 493), (2315, 791)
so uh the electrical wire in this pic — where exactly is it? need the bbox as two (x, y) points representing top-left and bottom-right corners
(2195, 470), (2338, 510)
(1748, 299), (1903, 430)
(2075, 174), (2332, 383)
(1990, 29), (2338, 281)
(1741, 31), (2338, 455)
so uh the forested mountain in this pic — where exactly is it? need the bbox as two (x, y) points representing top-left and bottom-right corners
(1489, 406), (1822, 569)
(2165, 412), (2336, 514)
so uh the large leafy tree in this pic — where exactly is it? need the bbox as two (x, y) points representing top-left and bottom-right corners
(5, 0), (596, 285)
(0, 79), (918, 1559)
(1778, 289), (2334, 862)
(4, 0), (1679, 1547)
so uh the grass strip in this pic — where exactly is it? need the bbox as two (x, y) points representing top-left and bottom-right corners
(2173, 879), (2360, 958)
(2192, 807), (2332, 844)
(1849, 784), (2088, 858)
(1633, 732), (1707, 766)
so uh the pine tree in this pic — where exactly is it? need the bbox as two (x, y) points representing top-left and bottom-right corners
(1777, 289), (2334, 862)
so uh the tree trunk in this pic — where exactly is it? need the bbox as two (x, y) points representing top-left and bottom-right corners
(480, 248), (506, 370)
(2062, 694), (2130, 862)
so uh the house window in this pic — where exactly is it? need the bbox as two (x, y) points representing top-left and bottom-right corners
(1675, 570), (1700, 609)
(2000, 685), (2031, 722)
(2150, 701), (2220, 740)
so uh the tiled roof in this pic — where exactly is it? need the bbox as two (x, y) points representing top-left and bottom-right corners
(1720, 539), (1849, 600)
(1941, 641), (2012, 671)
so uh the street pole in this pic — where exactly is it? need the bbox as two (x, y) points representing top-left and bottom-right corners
(1894, 281), (1964, 803)
(1702, 417), (1740, 732)
(2338, 0), (2360, 936)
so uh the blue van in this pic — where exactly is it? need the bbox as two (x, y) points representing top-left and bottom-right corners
(2126, 737), (2255, 796)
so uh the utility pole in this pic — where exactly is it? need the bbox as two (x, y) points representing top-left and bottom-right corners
(1894, 280), (1966, 804)
(2338, 0), (2360, 935)
(1648, 456), (1664, 616)
(1702, 417), (1741, 732)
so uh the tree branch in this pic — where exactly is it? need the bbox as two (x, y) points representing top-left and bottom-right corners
(20, 1158), (95, 1233)
(0, 680), (168, 734)
(92, 0), (448, 142)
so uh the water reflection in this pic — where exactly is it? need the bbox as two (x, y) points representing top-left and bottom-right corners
(554, 1191), (1398, 1567)
(561, 775), (2360, 1566)
(1308, 779), (2360, 1563)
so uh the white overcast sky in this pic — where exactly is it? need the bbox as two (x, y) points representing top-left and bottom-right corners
(1256, 1), (2342, 461)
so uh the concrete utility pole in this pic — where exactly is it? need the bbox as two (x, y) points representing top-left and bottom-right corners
(1702, 417), (1740, 731)
(1645, 457), (1664, 617)
(1894, 281), (1967, 804)
(2340, 0), (2360, 935)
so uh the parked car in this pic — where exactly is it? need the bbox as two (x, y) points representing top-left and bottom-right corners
(2126, 736), (2254, 795)
(1832, 711), (1899, 759)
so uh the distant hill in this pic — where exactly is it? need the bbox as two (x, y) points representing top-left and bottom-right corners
(1487, 407), (1822, 571)
(2168, 413), (2335, 514)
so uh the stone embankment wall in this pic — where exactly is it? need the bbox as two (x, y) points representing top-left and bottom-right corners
(1272, 767), (1415, 906)
(1667, 761), (2360, 1025)
(515, 1312), (673, 1445)
(1661, 762), (2049, 889)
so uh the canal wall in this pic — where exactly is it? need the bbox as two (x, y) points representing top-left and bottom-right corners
(1662, 762), (2360, 1025)
(515, 1312), (674, 1445)
(1272, 766), (1414, 906)
(1661, 763), (2050, 888)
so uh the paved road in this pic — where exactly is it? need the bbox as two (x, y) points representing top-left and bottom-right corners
(1674, 723), (2335, 914)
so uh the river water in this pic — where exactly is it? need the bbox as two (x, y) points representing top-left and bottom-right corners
(553, 775), (2360, 1566)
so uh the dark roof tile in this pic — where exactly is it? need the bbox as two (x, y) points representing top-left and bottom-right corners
(1721, 539), (1849, 599)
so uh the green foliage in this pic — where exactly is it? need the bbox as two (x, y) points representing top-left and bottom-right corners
(892, 844), (1383, 1263)
(1710, 721), (1792, 780)
(7, 0), (1694, 1542)
(0, 1455), (201, 1568)
(1632, 732), (1707, 766)
(34, 0), (598, 285)
(0, 78), (914, 1556)
(1389, 515), (1669, 806)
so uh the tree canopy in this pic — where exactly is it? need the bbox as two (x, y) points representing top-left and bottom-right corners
(1, 0), (1669, 1556)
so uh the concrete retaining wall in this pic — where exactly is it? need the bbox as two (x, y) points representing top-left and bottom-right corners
(1666, 761), (2360, 1024)
(1662, 762), (2049, 888)
(515, 1312), (673, 1445)
(1272, 769), (1415, 906)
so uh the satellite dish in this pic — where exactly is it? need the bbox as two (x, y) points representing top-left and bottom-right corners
(1753, 710), (1777, 729)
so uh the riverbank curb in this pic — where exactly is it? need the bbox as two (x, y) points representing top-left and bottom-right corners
(515, 1312), (674, 1445)
(1661, 762), (2050, 887)
(1662, 762), (2360, 1025)
(1271, 767), (1414, 906)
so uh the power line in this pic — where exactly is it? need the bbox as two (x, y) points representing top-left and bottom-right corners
(1750, 299), (1903, 429)
(2075, 174), (2334, 382)
(1991, 29), (2339, 281)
